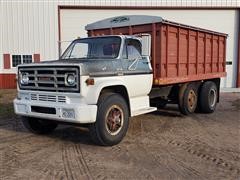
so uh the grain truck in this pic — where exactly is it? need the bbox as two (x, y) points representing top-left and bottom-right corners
(14, 15), (227, 146)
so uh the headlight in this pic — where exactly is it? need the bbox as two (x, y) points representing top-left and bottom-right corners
(65, 73), (76, 86)
(20, 73), (29, 85)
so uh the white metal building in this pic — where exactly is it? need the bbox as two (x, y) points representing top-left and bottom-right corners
(0, 0), (239, 88)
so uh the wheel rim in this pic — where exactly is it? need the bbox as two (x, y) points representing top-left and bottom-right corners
(209, 88), (217, 108)
(105, 105), (124, 136)
(188, 89), (197, 110)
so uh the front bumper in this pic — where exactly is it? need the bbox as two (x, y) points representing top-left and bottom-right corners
(13, 97), (97, 124)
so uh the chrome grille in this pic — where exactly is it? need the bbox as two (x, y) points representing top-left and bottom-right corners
(18, 66), (79, 92)
(30, 94), (37, 100)
(30, 93), (66, 103)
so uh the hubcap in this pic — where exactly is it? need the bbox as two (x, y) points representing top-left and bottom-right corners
(209, 89), (217, 108)
(105, 105), (124, 135)
(188, 90), (197, 110)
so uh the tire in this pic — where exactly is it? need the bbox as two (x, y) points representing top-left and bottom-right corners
(178, 83), (198, 115)
(21, 117), (58, 134)
(199, 81), (218, 113)
(89, 93), (129, 146)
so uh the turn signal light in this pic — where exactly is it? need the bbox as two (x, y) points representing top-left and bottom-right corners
(85, 78), (95, 85)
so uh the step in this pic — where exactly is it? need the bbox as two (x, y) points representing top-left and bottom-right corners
(131, 107), (157, 117)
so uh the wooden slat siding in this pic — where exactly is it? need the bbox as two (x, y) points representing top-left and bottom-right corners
(3, 54), (11, 69)
(0, 74), (16, 89)
(33, 54), (40, 63)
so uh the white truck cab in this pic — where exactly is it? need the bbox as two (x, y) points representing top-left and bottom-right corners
(14, 35), (156, 146)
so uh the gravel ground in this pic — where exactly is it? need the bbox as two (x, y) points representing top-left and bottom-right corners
(0, 90), (239, 180)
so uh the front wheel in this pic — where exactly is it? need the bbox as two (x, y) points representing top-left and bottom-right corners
(21, 117), (58, 134)
(89, 93), (129, 146)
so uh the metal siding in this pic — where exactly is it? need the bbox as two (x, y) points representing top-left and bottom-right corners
(55, 0), (240, 7)
(1, 1), (59, 75)
(0, 74), (16, 89)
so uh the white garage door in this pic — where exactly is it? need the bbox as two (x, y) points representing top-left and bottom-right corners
(60, 9), (239, 88)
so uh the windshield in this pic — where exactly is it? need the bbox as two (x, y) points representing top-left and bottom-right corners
(61, 36), (121, 59)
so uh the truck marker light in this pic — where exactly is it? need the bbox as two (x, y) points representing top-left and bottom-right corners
(86, 78), (95, 86)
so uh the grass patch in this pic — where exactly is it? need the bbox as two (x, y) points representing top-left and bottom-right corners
(0, 89), (17, 104)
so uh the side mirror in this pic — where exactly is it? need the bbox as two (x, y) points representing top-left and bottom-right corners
(141, 34), (151, 57)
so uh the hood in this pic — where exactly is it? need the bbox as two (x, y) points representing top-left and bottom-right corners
(30, 58), (121, 76)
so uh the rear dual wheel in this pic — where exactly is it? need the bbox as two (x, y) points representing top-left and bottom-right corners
(178, 81), (218, 115)
(199, 81), (218, 113)
(178, 83), (198, 115)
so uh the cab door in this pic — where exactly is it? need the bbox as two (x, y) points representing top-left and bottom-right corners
(121, 38), (153, 97)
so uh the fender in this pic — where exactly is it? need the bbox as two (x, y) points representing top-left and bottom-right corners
(82, 76), (128, 105)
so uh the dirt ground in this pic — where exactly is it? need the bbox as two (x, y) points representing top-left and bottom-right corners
(0, 89), (239, 180)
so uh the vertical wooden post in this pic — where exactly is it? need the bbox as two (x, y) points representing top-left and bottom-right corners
(223, 37), (226, 73)
(204, 34), (207, 73)
(211, 34), (214, 73)
(166, 25), (169, 77)
(159, 25), (162, 79)
(177, 27), (180, 76)
(196, 31), (199, 74)
(152, 23), (156, 79)
(217, 36), (220, 72)
(187, 30), (190, 75)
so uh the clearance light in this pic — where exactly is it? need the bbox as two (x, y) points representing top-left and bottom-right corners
(85, 78), (95, 86)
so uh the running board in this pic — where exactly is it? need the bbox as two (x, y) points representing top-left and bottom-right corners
(131, 107), (157, 117)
